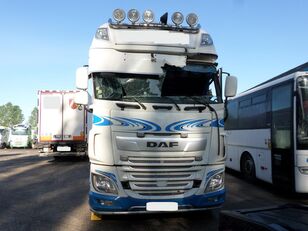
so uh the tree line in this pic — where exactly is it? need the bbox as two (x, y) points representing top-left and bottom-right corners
(0, 103), (37, 128)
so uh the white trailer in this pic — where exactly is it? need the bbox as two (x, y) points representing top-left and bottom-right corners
(38, 90), (87, 157)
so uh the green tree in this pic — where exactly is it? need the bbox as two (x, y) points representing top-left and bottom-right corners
(28, 107), (38, 129)
(0, 102), (24, 127)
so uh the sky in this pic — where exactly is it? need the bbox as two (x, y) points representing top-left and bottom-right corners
(0, 0), (307, 121)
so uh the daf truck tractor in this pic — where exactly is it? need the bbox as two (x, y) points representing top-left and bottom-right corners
(75, 9), (237, 216)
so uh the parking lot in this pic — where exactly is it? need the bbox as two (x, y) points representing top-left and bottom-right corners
(0, 149), (307, 231)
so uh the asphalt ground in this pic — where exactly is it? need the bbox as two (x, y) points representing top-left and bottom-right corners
(0, 149), (307, 231)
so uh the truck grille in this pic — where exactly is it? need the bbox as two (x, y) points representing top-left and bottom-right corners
(118, 156), (204, 198)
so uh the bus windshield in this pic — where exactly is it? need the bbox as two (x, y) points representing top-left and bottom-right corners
(297, 76), (308, 148)
(92, 65), (221, 104)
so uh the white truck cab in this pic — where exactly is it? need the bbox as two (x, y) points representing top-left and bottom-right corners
(76, 9), (237, 215)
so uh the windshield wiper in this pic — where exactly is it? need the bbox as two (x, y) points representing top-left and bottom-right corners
(163, 96), (181, 111)
(124, 97), (146, 110)
(182, 96), (207, 112)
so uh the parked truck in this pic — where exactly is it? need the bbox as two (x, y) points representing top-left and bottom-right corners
(37, 90), (87, 157)
(75, 9), (237, 215)
(9, 124), (31, 148)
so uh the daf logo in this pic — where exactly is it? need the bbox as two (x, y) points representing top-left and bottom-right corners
(146, 141), (179, 148)
(156, 181), (168, 187)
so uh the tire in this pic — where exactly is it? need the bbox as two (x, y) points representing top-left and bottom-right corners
(241, 153), (256, 181)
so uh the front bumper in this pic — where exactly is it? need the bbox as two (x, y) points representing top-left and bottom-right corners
(89, 189), (225, 214)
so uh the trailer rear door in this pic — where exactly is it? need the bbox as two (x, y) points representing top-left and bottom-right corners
(62, 92), (85, 142)
(39, 91), (63, 142)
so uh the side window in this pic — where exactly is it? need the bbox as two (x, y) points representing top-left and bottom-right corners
(271, 84), (292, 149)
(238, 93), (267, 129)
(225, 100), (238, 130)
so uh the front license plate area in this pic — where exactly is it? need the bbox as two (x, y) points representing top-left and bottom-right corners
(146, 202), (178, 211)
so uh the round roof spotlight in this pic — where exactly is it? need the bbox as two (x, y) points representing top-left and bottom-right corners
(171, 12), (184, 26)
(113, 9), (126, 23)
(186, 13), (198, 27)
(143, 10), (154, 24)
(128, 9), (140, 24)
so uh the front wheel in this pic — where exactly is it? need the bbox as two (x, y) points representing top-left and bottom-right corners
(241, 153), (256, 181)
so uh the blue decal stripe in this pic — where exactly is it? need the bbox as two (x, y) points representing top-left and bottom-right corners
(93, 115), (161, 131)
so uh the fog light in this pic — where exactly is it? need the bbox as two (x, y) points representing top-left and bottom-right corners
(171, 12), (184, 26)
(99, 200), (114, 206)
(186, 13), (198, 27)
(128, 9), (140, 24)
(143, 10), (154, 24)
(113, 9), (125, 23)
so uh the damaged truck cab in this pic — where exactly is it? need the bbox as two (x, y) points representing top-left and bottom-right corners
(75, 9), (237, 214)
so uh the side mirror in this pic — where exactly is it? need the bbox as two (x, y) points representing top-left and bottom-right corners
(225, 75), (237, 98)
(76, 66), (88, 90)
(74, 91), (89, 105)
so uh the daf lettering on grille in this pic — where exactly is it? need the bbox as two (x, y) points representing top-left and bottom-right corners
(146, 141), (179, 148)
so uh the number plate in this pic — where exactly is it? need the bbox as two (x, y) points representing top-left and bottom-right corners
(57, 146), (71, 152)
(146, 202), (178, 211)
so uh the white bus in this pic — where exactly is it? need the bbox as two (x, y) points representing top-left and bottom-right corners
(225, 62), (308, 193)
(9, 124), (31, 148)
(75, 9), (237, 215)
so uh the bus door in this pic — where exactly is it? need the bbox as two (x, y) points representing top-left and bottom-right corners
(271, 83), (294, 190)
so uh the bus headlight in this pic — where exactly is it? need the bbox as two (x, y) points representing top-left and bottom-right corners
(92, 173), (118, 195)
(200, 33), (213, 46)
(205, 172), (224, 193)
(95, 28), (109, 40)
(299, 167), (308, 175)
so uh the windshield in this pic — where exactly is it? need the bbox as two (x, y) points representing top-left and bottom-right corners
(11, 129), (28, 136)
(297, 76), (308, 149)
(92, 65), (221, 104)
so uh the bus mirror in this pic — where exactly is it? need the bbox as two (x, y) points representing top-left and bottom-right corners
(76, 66), (88, 90)
(225, 75), (237, 97)
(75, 91), (89, 106)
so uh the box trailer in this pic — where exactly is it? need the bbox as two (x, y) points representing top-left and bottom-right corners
(38, 90), (87, 157)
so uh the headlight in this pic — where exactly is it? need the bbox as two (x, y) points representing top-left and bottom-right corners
(143, 10), (154, 24)
(92, 173), (118, 195)
(299, 167), (308, 174)
(95, 28), (109, 40)
(200, 33), (213, 46)
(186, 13), (198, 27)
(172, 12), (184, 26)
(128, 9), (140, 24)
(113, 8), (126, 23)
(205, 172), (224, 193)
